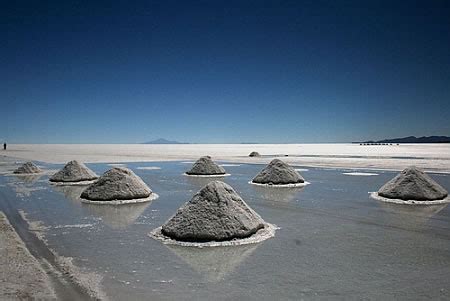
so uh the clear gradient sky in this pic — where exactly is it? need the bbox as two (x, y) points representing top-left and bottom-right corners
(1, 1), (449, 143)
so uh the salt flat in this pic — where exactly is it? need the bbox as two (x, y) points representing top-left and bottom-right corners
(3, 143), (450, 173)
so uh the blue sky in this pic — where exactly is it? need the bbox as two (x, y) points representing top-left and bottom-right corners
(1, 0), (449, 143)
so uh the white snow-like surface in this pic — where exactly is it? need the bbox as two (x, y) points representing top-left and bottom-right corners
(343, 172), (379, 176)
(3, 143), (450, 173)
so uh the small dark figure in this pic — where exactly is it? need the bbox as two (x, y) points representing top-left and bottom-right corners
(3, 143), (6, 150)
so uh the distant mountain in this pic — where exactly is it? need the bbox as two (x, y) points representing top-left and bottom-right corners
(361, 136), (450, 144)
(143, 138), (186, 144)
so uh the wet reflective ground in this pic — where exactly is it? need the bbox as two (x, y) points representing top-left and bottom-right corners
(1, 161), (449, 300)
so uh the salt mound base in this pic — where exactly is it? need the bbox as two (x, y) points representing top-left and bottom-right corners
(150, 181), (275, 246)
(371, 166), (449, 204)
(249, 151), (261, 157)
(14, 162), (42, 174)
(185, 156), (227, 176)
(81, 167), (158, 204)
(50, 160), (98, 184)
(251, 159), (306, 187)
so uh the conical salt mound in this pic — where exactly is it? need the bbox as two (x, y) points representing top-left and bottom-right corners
(186, 156), (226, 175)
(378, 166), (448, 201)
(161, 181), (266, 242)
(81, 167), (153, 201)
(252, 159), (304, 185)
(249, 151), (261, 157)
(14, 162), (42, 174)
(50, 160), (98, 183)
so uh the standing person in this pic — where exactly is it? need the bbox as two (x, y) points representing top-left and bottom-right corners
(3, 143), (6, 150)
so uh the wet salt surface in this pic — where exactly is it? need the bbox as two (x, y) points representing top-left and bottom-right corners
(1, 161), (450, 300)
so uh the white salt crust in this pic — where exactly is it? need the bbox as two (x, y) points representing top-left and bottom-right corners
(149, 223), (277, 247)
(343, 172), (379, 176)
(369, 192), (450, 205)
(81, 193), (159, 205)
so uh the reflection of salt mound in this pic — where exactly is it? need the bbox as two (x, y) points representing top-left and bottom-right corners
(14, 162), (42, 174)
(377, 202), (448, 231)
(374, 166), (448, 204)
(249, 151), (261, 157)
(252, 185), (305, 202)
(166, 244), (259, 282)
(52, 184), (86, 203)
(83, 202), (150, 229)
(50, 160), (98, 183)
(185, 156), (226, 176)
(81, 167), (157, 204)
(151, 181), (275, 246)
(14, 173), (43, 184)
(252, 159), (305, 186)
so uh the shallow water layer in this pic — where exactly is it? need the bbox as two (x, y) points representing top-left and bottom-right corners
(1, 161), (450, 300)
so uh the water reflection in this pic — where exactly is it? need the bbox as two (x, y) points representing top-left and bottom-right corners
(377, 202), (448, 230)
(6, 174), (46, 197)
(52, 184), (86, 204)
(166, 244), (259, 282)
(14, 173), (43, 184)
(82, 202), (150, 229)
(251, 185), (305, 202)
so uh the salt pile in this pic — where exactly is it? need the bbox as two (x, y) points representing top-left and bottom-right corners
(14, 162), (42, 174)
(249, 151), (261, 157)
(151, 181), (275, 246)
(50, 160), (98, 184)
(185, 156), (227, 176)
(372, 166), (449, 204)
(81, 167), (157, 204)
(251, 159), (306, 187)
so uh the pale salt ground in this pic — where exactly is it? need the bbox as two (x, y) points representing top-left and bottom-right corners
(1, 152), (450, 300)
(0, 212), (56, 299)
(3, 143), (450, 173)
(343, 172), (379, 176)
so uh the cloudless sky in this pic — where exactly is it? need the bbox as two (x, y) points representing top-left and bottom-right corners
(1, 0), (449, 143)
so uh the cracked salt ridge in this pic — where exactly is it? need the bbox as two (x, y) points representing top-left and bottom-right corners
(343, 172), (379, 176)
(369, 192), (450, 205)
(149, 223), (277, 247)
(81, 193), (159, 205)
(249, 181), (310, 188)
(183, 173), (231, 178)
(18, 210), (107, 300)
(136, 166), (161, 170)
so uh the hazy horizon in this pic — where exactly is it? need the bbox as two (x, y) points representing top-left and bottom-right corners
(2, 1), (450, 144)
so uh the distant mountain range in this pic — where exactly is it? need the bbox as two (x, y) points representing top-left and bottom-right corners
(142, 138), (186, 144)
(361, 136), (450, 144)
